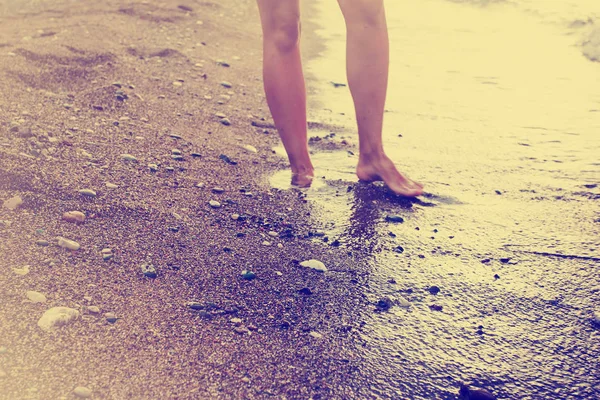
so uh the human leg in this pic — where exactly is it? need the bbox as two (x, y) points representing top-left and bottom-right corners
(257, 0), (313, 185)
(337, 0), (423, 196)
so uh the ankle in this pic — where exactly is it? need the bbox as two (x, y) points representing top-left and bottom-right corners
(359, 148), (386, 163)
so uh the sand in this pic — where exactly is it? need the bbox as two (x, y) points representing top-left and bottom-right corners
(0, 0), (369, 398)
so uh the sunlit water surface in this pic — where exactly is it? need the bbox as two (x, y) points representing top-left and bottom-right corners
(270, 0), (600, 399)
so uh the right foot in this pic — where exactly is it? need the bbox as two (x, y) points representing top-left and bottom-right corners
(356, 154), (423, 197)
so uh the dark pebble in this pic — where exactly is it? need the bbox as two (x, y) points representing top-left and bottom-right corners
(428, 286), (441, 295)
(394, 246), (404, 254)
(481, 259), (491, 264)
(495, 190), (502, 195)
(429, 304), (443, 311)
(299, 287), (313, 295)
(499, 258), (511, 264)
(494, 274), (500, 280)
(388, 232), (396, 238)
(376, 297), (393, 311)
(219, 154), (237, 165)
(388, 278), (397, 284)
(385, 215), (404, 223)
(459, 384), (497, 400)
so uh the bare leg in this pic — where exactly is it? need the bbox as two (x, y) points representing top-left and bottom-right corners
(257, 0), (313, 187)
(338, 0), (423, 196)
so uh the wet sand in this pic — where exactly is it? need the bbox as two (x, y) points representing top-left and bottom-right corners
(1, 0), (599, 400)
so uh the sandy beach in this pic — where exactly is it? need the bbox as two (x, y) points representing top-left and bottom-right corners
(1, 0), (599, 399)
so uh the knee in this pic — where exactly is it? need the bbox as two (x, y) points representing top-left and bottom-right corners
(264, 13), (301, 53)
(338, 0), (386, 29)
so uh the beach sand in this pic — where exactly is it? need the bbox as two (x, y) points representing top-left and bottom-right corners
(0, 1), (368, 398)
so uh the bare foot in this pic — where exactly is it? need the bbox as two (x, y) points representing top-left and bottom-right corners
(356, 154), (423, 197)
(291, 171), (314, 188)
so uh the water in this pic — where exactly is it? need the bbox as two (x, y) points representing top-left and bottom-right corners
(270, 0), (600, 398)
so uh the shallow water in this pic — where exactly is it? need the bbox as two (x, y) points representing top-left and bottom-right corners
(271, 0), (600, 398)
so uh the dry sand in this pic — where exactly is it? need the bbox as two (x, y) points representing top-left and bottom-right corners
(0, 1), (370, 398)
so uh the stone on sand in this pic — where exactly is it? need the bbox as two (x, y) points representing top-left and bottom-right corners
(241, 144), (257, 153)
(121, 154), (138, 162)
(37, 307), (80, 331)
(26, 291), (47, 303)
(58, 237), (80, 251)
(73, 386), (93, 398)
(12, 265), (30, 275)
(3, 195), (23, 210)
(78, 189), (97, 197)
(62, 211), (86, 223)
(209, 200), (221, 208)
(300, 259), (327, 272)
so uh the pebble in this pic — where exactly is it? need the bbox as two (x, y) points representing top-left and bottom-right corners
(268, 231), (278, 237)
(171, 149), (182, 155)
(277, 243), (283, 248)
(141, 263), (157, 278)
(215, 112), (227, 118)
(84, 306), (100, 314)
(26, 291), (47, 303)
(209, 200), (221, 208)
(230, 317), (243, 325)
(428, 286), (441, 295)
(376, 297), (393, 311)
(62, 211), (85, 223)
(148, 163), (159, 172)
(191, 152), (202, 158)
(172, 81), (183, 87)
(231, 213), (239, 220)
(233, 326), (248, 334)
(37, 307), (80, 331)
(171, 155), (184, 161)
(187, 302), (204, 310)
(262, 241), (271, 246)
(58, 237), (80, 251)
(220, 118), (231, 126)
(309, 331), (323, 339)
(78, 189), (97, 197)
(3, 195), (23, 210)
(195, 183), (205, 188)
(212, 187), (225, 193)
(397, 296), (411, 308)
(385, 215), (404, 223)
(105, 182), (118, 189)
(216, 60), (230, 67)
(459, 384), (497, 400)
(105, 312), (118, 323)
(121, 154), (138, 162)
(300, 259), (327, 272)
(241, 270), (256, 280)
(241, 144), (257, 153)
(73, 386), (93, 398)
(12, 265), (30, 275)
(220, 81), (232, 88)
(36, 239), (50, 246)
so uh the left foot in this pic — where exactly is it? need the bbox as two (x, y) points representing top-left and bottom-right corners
(356, 154), (423, 197)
